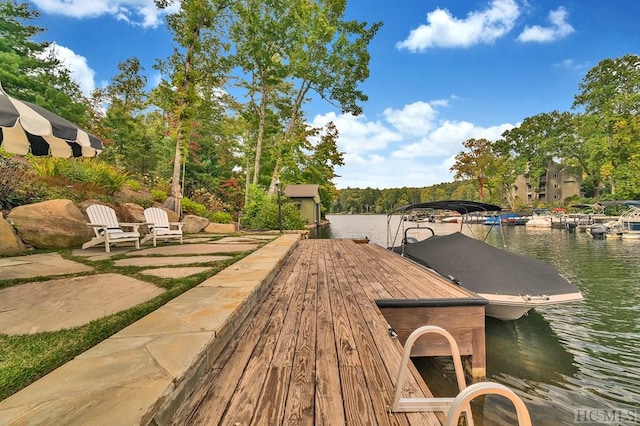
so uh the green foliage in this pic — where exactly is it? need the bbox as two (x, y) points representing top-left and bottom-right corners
(125, 179), (142, 191)
(180, 197), (208, 217)
(181, 195), (235, 222)
(0, 156), (41, 209)
(151, 189), (168, 202)
(572, 54), (640, 197)
(0, 0), (88, 125)
(28, 158), (127, 196)
(188, 188), (233, 213)
(210, 211), (233, 224)
(242, 185), (304, 230)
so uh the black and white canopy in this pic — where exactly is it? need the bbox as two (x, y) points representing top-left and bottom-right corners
(0, 84), (103, 158)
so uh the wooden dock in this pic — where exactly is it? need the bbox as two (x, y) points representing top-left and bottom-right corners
(176, 239), (486, 425)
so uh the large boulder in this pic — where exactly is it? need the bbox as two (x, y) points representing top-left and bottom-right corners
(182, 214), (210, 234)
(120, 203), (145, 222)
(163, 207), (179, 223)
(204, 222), (236, 234)
(0, 213), (26, 256)
(7, 199), (94, 249)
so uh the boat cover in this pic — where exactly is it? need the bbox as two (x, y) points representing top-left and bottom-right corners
(397, 232), (580, 296)
(389, 200), (501, 216)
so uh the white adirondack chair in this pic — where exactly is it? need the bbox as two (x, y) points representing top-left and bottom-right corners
(82, 204), (142, 253)
(141, 207), (184, 246)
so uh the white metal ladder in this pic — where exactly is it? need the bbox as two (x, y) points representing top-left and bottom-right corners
(389, 325), (474, 424)
(444, 382), (532, 426)
(389, 325), (532, 426)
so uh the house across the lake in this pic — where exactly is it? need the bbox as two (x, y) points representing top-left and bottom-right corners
(283, 184), (321, 226)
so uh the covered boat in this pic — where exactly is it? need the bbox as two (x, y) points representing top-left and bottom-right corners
(388, 200), (583, 320)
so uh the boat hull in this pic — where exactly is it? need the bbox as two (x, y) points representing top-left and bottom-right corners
(479, 292), (584, 321)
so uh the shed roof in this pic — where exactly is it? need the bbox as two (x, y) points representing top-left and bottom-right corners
(283, 184), (320, 198)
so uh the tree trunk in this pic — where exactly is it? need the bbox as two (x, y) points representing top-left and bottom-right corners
(171, 138), (182, 215)
(252, 78), (268, 185)
(267, 82), (311, 194)
(477, 176), (485, 200)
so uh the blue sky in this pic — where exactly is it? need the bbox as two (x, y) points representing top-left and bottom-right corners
(26, 0), (640, 189)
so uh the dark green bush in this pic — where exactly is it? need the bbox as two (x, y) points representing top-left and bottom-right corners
(181, 198), (208, 217)
(0, 157), (42, 209)
(210, 211), (233, 224)
(242, 185), (304, 230)
(151, 189), (167, 202)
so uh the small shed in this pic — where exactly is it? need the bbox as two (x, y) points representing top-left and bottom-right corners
(283, 184), (321, 226)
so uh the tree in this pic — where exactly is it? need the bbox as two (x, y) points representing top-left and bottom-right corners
(153, 0), (233, 213)
(0, 0), (88, 125)
(230, 0), (290, 186)
(266, 0), (382, 194)
(229, 0), (381, 193)
(573, 54), (640, 197)
(450, 138), (495, 200)
(299, 121), (345, 214)
(98, 58), (156, 174)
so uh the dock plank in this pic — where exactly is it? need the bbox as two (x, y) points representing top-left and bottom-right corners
(282, 239), (318, 425)
(330, 240), (441, 425)
(181, 239), (485, 425)
(179, 238), (309, 424)
(315, 241), (347, 425)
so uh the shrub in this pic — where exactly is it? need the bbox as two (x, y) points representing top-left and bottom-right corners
(151, 189), (168, 203)
(210, 211), (233, 224)
(125, 179), (142, 191)
(189, 188), (233, 213)
(0, 157), (40, 209)
(90, 166), (127, 195)
(28, 158), (127, 196)
(242, 184), (304, 230)
(181, 198), (208, 217)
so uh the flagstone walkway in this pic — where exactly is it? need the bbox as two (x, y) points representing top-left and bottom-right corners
(0, 233), (301, 425)
(0, 235), (266, 335)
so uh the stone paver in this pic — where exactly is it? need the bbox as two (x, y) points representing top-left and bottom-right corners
(130, 243), (257, 256)
(0, 273), (165, 335)
(140, 267), (213, 279)
(0, 233), (302, 426)
(0, 253), (93, 280)
(214, 236), (274, 243)
(237, 234), (280, 240)
(181, 237), (215, 243)
(71, 246), (137, 260)
(114, 255), (231, 267)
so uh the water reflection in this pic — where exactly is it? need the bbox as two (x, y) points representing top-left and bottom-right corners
(320, 215), (640, 425)
(486, 312), (577, 383)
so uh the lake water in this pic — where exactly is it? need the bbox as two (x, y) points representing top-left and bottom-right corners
(311, 214), (640, 425)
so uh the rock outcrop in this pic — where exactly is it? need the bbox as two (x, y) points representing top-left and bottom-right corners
(120, 203), (145, 223)
(0, 213), (26, 256)
(7, 199), (94, 249)
(204, 222), (236, 234)
(182, 215), (210, 234)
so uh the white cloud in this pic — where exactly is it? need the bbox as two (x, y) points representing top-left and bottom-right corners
(46, 43), (96, 96)
(30, 0), (178, 28)
(383, 101), (438, 136)
(312, 112), (403, 154)
(554, 58), (590, 71)
(396, 0), (520, 52)
(518, 7), (575, 43)
(312, 101), (515, 189)
(392, 121), (513, 159)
